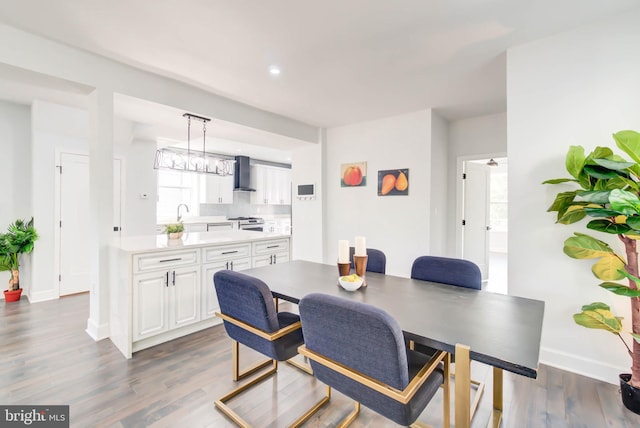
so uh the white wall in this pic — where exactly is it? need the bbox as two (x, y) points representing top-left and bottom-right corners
(508, 9), (640, 383)
(325, 110), (433, 277)
(430, 111), (449, 256)
(448, 113), (507, 256)
(291, 133), (324, 263)
(0, 100), (30, 291)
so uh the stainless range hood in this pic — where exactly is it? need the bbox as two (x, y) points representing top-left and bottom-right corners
(234, 155), (256, 191)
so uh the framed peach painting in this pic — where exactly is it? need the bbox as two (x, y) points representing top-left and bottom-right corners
(340, 162), (367, 187)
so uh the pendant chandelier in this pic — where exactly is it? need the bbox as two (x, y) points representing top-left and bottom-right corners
(154, 113), (235, 176)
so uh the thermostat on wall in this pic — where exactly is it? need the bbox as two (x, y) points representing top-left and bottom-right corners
(296, 183), (316, 200)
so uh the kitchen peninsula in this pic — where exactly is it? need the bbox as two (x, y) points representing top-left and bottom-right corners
(109, 230), (290, 358)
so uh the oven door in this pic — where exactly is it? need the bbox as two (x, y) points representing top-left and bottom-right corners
(239, 224), (263, 232)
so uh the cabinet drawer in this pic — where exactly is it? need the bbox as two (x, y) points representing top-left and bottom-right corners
(253, 239), (290, 255)
(203, 243), (251, 262)
(133, 250), (200, 273)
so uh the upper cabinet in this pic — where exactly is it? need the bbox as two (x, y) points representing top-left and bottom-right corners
(250, 165), (291, 205)
(201, 174), (234, 204)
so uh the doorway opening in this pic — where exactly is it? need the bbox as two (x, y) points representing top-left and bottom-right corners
(458, 156), (508, 294)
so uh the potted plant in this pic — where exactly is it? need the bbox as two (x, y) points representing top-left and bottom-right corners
(544, 130), (640, 413)
(0, 217), (39, 302)
(163, 222), (184, 240)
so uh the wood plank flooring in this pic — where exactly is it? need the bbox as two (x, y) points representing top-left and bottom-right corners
(2, 294), (640, 427)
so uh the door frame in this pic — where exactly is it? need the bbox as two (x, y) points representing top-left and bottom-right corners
(455, 151), (507, 259)
(54, 150), (124, 298)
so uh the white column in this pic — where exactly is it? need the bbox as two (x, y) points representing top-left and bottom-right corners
(86, 88), (114, 340)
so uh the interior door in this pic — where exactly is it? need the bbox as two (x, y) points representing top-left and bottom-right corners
(59, 153), (122, 296)
(462, 161), (490, 280)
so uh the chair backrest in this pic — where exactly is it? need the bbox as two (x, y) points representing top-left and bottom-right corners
(349, 247), (387, 274)
(410, 255), (481, 289)
(299, 293), (408, 390)
(214, 270), (279, 334)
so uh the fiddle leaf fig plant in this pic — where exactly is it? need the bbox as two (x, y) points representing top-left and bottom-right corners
(544, 130), (640, 388)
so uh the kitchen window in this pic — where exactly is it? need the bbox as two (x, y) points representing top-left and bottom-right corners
(157, 170), (200, 220)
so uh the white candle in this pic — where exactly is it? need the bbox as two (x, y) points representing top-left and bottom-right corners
(338, 240), (350, 263)
(354, 236), (366, 256)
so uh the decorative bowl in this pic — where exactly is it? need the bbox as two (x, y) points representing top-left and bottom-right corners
(338, 274), (364, 291)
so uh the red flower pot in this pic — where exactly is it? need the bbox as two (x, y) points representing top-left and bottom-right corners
(3, 288), (22, 302)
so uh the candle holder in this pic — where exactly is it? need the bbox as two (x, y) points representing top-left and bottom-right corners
(353, 255), (368, 286)
(337, 262), (351, 277)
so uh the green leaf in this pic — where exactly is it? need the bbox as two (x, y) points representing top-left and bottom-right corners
(586, 219), (631, 234)
(631, 333), (640, 344)
(542, 178), (578, 185)
(588, 147), (615, 160)
(592, 255), (626, 280)
(605, 176), (636, 191)
(584, 165), (624, 180)
(620, 176), (640, 191)
(581, 302), (611, 311)
(583, 207), (623, 218)
(598, 282), (640, 297)
(557, 206), (587, 224)
(627, 216), (640, 230)
(576, 190), (610, 204)
(573, 307), (622, 333)
(566, 146), (586, 180)
(609, 189), (640, 215)
(617, 269), (640, 285)
(547, 191), (576, 212)
(592, 158), (635, 171)
(563, 233), (615, 259)
(613, 130), (640, 164)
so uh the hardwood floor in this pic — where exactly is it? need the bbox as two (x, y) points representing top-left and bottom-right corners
(2, 294), (640, 427)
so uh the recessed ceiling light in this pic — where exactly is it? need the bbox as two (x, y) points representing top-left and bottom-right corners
(269, 66), (281, 76)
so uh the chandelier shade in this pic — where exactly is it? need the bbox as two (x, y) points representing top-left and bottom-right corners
(153, 113), (235, 176)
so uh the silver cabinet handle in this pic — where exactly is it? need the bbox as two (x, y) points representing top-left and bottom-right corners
(273, 254), (277, 264)
(225, 261), (229, 269)
(160, 258), (181, 263)
(172, 271), (176, 286)
(165, 271), (169, 287)
(230, 261), (234, 270)
(222, 250), (238, 255)
(267, 245), (279, 249)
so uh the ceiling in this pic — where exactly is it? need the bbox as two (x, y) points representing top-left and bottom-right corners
(0, 1), (638, 136)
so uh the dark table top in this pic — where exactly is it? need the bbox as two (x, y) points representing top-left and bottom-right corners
(242, 260), (545, 378)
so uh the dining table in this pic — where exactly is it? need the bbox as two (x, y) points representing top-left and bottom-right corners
(240, 260), (545, 428)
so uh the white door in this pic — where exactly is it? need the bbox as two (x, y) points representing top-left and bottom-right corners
(59, 154), (122, 296)
(462, 161), (490, 280)
(59, 153), (90, 295)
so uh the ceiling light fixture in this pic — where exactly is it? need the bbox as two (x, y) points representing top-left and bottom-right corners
(486, 158), (499, 167)
(269, 66), (281, 75)
(153, 113), (235, 176)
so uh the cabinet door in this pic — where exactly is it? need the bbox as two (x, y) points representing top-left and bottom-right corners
(202, 257), (252, 319)
(250, 165), (267, 204)
(219, 174), (234, 203)
(205, 174), (234, 204)
(133, 271), (169, 341)
(281, 169), (292, 205)
(170, 266), (201, 329)
(253, 253), (274, 268)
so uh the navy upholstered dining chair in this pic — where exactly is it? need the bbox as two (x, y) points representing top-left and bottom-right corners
(213, 270), (312, 427)
(292, 293), (450, 428)
(410, 255), (484, 419)
(349, 247), (387, 274)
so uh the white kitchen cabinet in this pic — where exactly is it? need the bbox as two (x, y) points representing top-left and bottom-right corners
(250, 165), (291, 205)
(201, 257), (251, 319)
(203, 174), (234, 204)
(252, 238), (290, 267)
(133, 265), (200, 341)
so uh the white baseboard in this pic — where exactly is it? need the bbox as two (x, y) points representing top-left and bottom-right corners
(86, 318), (109, 341)
(28, 289), (59, 303)
(540, 346), (628, 385)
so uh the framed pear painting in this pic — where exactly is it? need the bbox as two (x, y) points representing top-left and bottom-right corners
(377, 169), (409, 196)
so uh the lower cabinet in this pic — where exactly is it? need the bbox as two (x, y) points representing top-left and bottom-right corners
(252, 238), (290, 267)
(133, 266), (200, 341)
(201, 257), (251, 319)
(253, 252), (289, 267)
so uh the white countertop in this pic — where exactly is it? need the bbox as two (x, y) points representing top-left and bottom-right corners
(114, 230), (290, 253)
(157, 216), (231, 225)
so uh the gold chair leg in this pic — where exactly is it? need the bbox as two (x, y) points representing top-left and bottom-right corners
(488, 367), (503, 428)
(443, 353), (451, 428)
(454, 344), (471, 428)
(288, 385), (331, 428)
(286, 356), (313, 375)
(215, 361), (279, 427)
(232, 340), (276, 381)
(449, 370), (485, 419)
(338, 402), (360, 428)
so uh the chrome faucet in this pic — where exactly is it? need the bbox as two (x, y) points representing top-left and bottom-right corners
(177, 204), (190, 222)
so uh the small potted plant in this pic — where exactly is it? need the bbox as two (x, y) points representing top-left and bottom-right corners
(1, 217), (39, 302)
(163, 222), (184, 240)
(544, 130), (640, 414)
